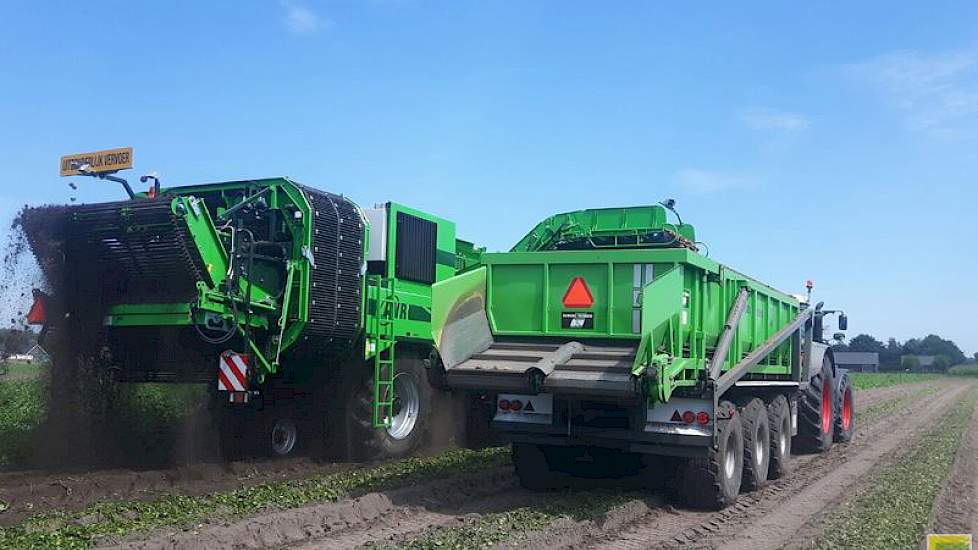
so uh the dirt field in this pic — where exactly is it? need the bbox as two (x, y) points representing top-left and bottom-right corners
(3, 377), (975, 549)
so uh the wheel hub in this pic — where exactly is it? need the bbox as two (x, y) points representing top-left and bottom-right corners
(270, 418), (298, 456)
(724, 443), (736, 479)
(386, 373), (420, 441)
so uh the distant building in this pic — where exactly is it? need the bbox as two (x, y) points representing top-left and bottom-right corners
(903, 355), (937, 372)
(834, 351), (879, 373)
(6, 345), (49, 364)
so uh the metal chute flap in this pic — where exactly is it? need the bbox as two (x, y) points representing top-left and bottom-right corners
(432, 266), (493, 369)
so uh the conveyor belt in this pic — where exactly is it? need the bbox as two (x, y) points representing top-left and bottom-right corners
(62, 200), (207, 304)
(445, 340), (639, 398)
(293, 185), (365, 356)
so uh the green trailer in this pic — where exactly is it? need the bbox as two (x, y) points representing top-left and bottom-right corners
(432, 204), (853, 509)
(23, 176), (482, 459)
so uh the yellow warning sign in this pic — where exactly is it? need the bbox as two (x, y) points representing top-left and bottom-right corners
(927, 534), (973, 550)
(60, 147), (133, 176)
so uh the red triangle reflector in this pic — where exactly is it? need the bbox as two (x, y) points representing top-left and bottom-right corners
(524, 400), (535, 412)
(670, 410), (682, 422)
(26, 290), (47, 325)
(562, 277), (594, 308)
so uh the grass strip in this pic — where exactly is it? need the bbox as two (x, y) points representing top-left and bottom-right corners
(378, 492), (632, 550)
(0, 379), (46, 465)
(808, 387), (978, 550)
(0, 447), (509, 550)
(849, 372), (942, 390)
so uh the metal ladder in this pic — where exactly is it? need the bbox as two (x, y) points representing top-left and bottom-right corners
(369, 276), (397, 428)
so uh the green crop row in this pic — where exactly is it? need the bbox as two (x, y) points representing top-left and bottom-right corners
(379, 492), (631, 550)
(808, 388), (978, 550)
(948, 364), (978, 378)
(0, 447), (509, 550)
(848, 372), (942, 390)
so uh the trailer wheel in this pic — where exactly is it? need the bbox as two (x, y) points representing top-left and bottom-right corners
(833, 372), (855, 443)
(512, 443), (567, 491)
(766, 394), (791, 480)
(738, 398), (770, 491)
(794, 356), (835, 453)
(348, 353), (432, 460)
(681, 400), (743, 509)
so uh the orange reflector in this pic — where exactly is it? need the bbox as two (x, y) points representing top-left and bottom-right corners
(562, 277), (594, 309)
(26, 290), (47, 325)
(682, 411), (696, 424)
(510, 400), (523, 412)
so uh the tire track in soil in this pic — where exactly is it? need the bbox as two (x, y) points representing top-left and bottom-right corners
(96, 466), (519, 550)
(11, 381), (929, 549)
(926, 391), (978, 538)
(504, 380), (960, 550)
(718, 382), (971, 550)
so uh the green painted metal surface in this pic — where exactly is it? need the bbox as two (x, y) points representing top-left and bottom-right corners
(83, 178), (470, 397)
(432, 206), (801, 404)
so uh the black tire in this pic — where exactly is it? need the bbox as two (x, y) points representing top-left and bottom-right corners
(512, 443), (568, 491)
(833, 372), (855, 443)
(738, 398), (770, 491)
(766, 394), (791, 480)
(681, 400), (744, 510)
(348, 353), (432, 460)
(794, 355), (835, 453)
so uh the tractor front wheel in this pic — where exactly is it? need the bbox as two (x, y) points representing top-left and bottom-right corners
(834, 372), (855, 443)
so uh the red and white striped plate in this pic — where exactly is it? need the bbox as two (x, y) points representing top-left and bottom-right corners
(218, 350), (249, 392)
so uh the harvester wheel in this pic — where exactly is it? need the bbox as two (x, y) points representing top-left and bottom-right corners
(681, 400), (743, 509)
(833, 372), (855, 443)
(766, 394), (791, 480)
(348, 353), (432, 460)
(512, 443), (567, 491)
(794, 356), (835, 453)
(738, 398), (770, 491)
(268, 416), (299, 457)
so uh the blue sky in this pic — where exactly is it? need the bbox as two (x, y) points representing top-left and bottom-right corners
(1, 1), (976, 353)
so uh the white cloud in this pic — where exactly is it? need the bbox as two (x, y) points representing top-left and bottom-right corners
(844, 49), (978, 136)
(738, 108), (811, 132)
(673, 169), (751, 194)
(281, 1), (324, 35)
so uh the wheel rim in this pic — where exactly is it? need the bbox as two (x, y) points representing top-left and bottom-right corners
(271, 418), (298, 456)
(842, 388), (853, 431)
(386, 373), (420, 441)
(780, 423), (789, 456)
(756, 423), (767, 466)
(821, 380), (832, 434)
(724, 442), (736, 480)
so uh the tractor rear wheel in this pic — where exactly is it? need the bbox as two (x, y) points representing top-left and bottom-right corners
(738, 398), (770, 491)
(794, 355), (835, 453)
(834, 372), (855, 443)
(681, 400), (743, 509)
(766, 394), (791, 480)
(348, 353), (432, 460)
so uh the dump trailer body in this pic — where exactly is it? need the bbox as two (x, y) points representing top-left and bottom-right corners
(431, 205), (829, 462)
